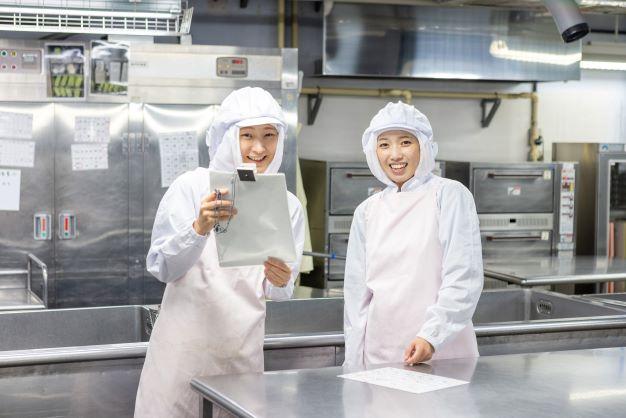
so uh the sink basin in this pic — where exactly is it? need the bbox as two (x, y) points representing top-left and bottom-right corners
(473, 288), (626, 324)
(580, 292), (626, 308)
(0, 305), (153, 351)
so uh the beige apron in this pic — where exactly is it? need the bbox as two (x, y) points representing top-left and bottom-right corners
(363, 182), (478, 366)
(134, 233), (266, 418)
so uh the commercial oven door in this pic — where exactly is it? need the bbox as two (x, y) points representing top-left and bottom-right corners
(329, 168), (384, 215)
(473, 167), (555, 213)
(327, 233), (349, 283)
(481, 230), (553, 259)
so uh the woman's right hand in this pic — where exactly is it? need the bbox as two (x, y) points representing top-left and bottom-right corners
(193, 189), (237, 236)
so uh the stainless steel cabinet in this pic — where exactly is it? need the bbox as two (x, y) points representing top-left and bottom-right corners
(0, 103), (54, 301)
(53, 103), (130, 307)
(141, 104), (218, 303)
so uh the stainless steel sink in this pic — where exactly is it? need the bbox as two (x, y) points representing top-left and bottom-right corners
(266, 297), (343, 334)
(474, 289), (626, 356)
(0, 305), (153, 351)
(473, 288), (626, 324)
(580, 292), (626, 308)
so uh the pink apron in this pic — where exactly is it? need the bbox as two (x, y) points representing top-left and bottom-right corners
(363, 182), (478, 366)
(134, 233), (266, 418)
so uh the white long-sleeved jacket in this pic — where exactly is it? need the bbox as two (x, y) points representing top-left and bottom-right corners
(146, 167), (305, 301)
(343, 173), (483, 368)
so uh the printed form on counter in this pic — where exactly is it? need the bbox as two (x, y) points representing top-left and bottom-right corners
(0, 140), (35, 168)
(74, 116), (111, 143)
(0, 111), (33, 139)
(158, 131), (199, 188)
(339, 367), (469, 394)
(71, 143), (109, 171)
(0, 169), (21, 211)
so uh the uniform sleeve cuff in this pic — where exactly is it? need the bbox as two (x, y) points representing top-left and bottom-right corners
(183, 224), (209, 246)
(417, 331), (441, 352)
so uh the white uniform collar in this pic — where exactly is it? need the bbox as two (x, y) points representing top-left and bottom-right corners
(381, 173), (434, 195)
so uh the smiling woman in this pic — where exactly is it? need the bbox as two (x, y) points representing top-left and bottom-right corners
(134, 87), (305, 418)
(376, 130), (421, 190)
(239, 124), (280, 173)
(343, 101), (484, 371)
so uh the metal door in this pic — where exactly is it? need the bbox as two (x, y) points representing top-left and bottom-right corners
(329, 167), (384, 215)
(0, 103), (54, 302)
(473, 167), (555, 214)
(53, 103), (130, 307)
(142, 104), (219, 303)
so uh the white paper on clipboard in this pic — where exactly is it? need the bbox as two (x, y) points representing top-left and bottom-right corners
(209, 170), (296, 268)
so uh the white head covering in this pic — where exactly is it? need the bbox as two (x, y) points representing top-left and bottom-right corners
(361, 101), (438, 187)
(207, 86), (286, 174)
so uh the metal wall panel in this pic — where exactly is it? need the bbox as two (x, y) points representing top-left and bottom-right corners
(141, 104), (218, 303)
(53, 103), (130, 307)
(324, 3), (581, 81)
(0, 102), (54, 300)
(0, 42), (296, 307)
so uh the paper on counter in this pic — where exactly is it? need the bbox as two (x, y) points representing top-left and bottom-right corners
(71, 143), (109, 171)
(0, 169), (21, 211)
(0, 111), (33, 139)
(0, 140), (35, 168)
(74, 116), (111, 143)
(338, 367), (468, 395)
(158, 131), (199, 188)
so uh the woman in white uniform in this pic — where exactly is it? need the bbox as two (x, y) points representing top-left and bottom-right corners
(134, 87), (305, 418)
(343, 101), (483, 368)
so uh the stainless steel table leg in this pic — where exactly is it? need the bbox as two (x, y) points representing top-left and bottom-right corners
(200, 398), (213, 418)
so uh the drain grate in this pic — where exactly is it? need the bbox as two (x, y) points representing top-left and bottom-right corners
(536, 299), (553, 316)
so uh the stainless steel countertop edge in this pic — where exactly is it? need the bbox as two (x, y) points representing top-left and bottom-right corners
(6, 315), (626, 366)
(190, 379), (256, 418)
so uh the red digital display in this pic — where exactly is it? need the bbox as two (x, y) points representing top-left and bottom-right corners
(231, 59), (243, 64)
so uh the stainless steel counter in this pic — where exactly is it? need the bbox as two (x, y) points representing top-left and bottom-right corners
(192, 347), (626, 418)
(484, 255), (626, 286)
(0, 288), (45, 311)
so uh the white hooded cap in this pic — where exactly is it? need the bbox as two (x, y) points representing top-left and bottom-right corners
(361, 102), (438, 187)
(206, 86), (286, 174)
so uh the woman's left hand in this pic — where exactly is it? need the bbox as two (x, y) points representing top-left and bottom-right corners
(264, 257), (291, 288)
(404, 337), (434, 365)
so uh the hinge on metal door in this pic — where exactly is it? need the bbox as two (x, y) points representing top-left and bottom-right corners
(121, 133), (129, 155)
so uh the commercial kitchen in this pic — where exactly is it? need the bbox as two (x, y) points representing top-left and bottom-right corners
(1, 1), (626, 417)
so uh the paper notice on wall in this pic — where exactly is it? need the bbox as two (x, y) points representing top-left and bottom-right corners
(0, 111), (33, 139)
(74, 116), (111, 143)
(159, 131), (199, 188)
(0, 140), (35, 168)
(71, 143), (109, 171)
(338, 367), (469, 395)
(0, 169), (21, 211)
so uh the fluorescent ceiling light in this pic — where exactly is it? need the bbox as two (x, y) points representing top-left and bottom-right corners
(580, 60), (626, 71)
(579, 0), (626, 7)
(570, 388), (626, 401)
(489, 40), (581, 66)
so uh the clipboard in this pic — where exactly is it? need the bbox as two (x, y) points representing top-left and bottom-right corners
(209, 169), (297, 268)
